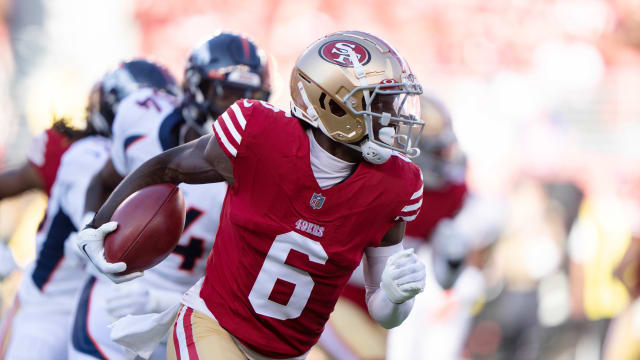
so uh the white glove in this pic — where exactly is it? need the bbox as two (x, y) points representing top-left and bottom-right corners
(0, 243), (18, 280)
(105, 282), (182, 319)
(64, 233), (87, 268)
(380, 248), (426, 304)
(64, 213), (96, 268)
(75, 222), (143, 284)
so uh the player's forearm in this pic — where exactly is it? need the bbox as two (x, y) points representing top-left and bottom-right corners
(363, 242), (421, 329)
(366, 289), (414, 329)
(0, 164), (43, 200)
(89, 153), (179, 228)
(85, 172), (111, 215)
(89, 137), (223, 228)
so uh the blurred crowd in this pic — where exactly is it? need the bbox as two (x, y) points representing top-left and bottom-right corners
(1, 0), (640, 359)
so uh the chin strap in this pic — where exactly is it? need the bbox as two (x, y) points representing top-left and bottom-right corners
(359, 140), (393, 164)
(343, 126), (396, 165)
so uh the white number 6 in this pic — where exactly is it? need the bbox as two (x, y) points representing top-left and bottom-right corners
(248, 232), (328, 320)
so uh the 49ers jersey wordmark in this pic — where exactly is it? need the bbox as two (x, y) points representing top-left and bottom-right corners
(201, 99), (423, 358)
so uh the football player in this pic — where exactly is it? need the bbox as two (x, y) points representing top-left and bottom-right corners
(387, 195), (505, 360)
(313, 94), (468, 359)
(78, 31), (427, 360)
(0, 119), (75, 282)
(1, 59), (178, 360)
(69, 32), (270, 360)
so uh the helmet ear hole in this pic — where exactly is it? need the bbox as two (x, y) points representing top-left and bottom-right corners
(328, 99), (346, 117)
(319, 93), (326, 110)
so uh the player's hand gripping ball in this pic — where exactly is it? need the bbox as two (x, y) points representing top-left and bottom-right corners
(77, 184), (185, 283)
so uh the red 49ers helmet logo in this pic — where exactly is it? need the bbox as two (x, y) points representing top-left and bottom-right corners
(319, 40), (371, 67)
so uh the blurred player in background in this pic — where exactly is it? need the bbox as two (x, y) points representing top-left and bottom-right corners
(404, 94), (467, 253)
(78, 31), (427, 360)
(312, 94), (467, 360)
(0, 119), (75, 284)
(387, 196), (505, 360)
(70, 32), (271, 360)
(603, 183), (640, 360)
(0, 118), (72, 358)
(0, 59), (178, 360)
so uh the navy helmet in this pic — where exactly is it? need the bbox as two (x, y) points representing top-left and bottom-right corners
(183, 32), (271, 133)
(89, 59), (179, 137)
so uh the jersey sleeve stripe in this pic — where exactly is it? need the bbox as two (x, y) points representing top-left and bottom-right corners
(213, 120), (238, 157)
(395, 213), (418, 222)
(221, 112), (242, 144)
(230, 103), (247, 130)
(401, 199), (423, 212)
(410, 187), (423, 200)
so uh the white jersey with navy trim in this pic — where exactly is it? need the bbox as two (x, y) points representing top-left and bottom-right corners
(70, 88), (226, 360)
(108, 87), (225, 292)
(18, 135), (111, 309)
(4, 136), (110, 360)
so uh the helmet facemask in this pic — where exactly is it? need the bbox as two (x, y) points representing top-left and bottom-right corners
(343, 78), (424, 158)
(341, 46), (424, 163)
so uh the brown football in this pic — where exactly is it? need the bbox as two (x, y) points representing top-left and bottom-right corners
(104, 184), (185, 275)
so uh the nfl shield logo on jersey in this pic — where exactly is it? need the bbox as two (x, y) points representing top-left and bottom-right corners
(310, 193), (325, 209)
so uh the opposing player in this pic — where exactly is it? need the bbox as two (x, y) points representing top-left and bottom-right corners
(313, 94), (468, 359)
(78, 31), (427, 360)
(1, 59), (178, 360)
(70, 32), (271, 360)
(0, 119), (74, 282)
(0, 119), (71, 358)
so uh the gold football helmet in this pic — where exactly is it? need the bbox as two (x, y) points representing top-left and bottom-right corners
(291, 31), (424, 163)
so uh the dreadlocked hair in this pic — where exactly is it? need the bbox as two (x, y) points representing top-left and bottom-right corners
(51, 116), (98, 141)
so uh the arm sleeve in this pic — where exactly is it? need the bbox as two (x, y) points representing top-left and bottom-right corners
(363, 243), (415, 329)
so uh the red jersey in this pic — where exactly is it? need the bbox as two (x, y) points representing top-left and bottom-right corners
(201, 99), (423, 358)
(26, 128), (71, 196)
(405, 182), (467, 242)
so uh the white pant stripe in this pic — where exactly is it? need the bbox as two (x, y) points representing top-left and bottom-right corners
(176, 306), (190, 360)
